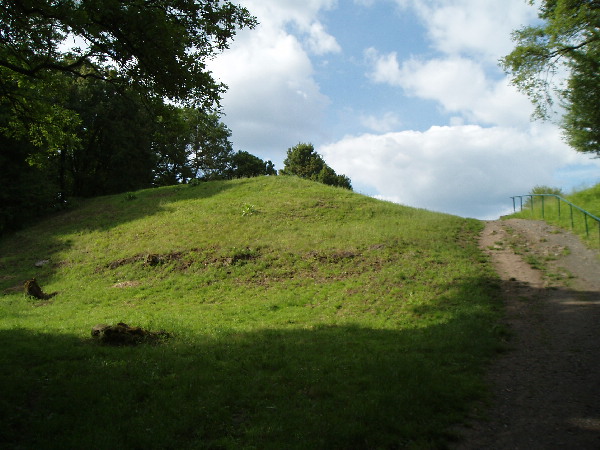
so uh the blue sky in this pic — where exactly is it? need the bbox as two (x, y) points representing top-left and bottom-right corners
(209, 0), (600, 219)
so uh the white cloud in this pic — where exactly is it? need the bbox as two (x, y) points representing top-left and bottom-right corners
(365, 49), (534, 127)
(320, 124), (600, 219)
(205, 0), (598, 220)
(394, 0), (538, 62)
(208, 0), (338, 161)
(398, 56), (533, 127)
(237, 0), (338, 29)
(364, 47), (403, 86)
(305, 22), (342, 55)
(351, 0), (600, 218)
(210, 27), (329, 160)
(360, 112), (403, 133)
(362, 1), (540, 128)
(238, 0), (341, 55)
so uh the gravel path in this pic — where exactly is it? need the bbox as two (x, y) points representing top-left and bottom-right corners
(454, 218), (600, 449)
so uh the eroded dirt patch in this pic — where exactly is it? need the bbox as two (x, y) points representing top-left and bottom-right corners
(454, 219), (600, 449)
(112, 281), (142, 288)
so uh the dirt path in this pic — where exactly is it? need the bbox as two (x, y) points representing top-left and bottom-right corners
(454, 218), (600, 449)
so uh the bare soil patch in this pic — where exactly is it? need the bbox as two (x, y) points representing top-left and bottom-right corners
(454, 219), (600, 449)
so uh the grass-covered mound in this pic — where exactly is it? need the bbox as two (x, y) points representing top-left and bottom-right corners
(0, 176), (502, 449)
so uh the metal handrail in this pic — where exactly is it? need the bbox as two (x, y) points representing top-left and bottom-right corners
(510, 194), (600, 246)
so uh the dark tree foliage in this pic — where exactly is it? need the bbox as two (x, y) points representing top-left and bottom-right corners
(280, 143), (324, 179)
(62, 77), (157, 197)
(0, 0), (256, 233)
(228, 151), (277, 178)
(501, 0), (600, 155)
(280, 143), (352, 190)
(1, 0), (257, 107)
(0, 133), (59, 233)
(562, 42), (600, 153)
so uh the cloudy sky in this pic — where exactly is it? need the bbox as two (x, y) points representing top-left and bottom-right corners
(208, 0), (600, 219)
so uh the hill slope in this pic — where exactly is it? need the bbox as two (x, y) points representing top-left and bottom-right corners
(0, 176), (502, 448)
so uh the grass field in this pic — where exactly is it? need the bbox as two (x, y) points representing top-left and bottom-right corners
(0, 176), (504, 449)
(509, 183), (600, 249)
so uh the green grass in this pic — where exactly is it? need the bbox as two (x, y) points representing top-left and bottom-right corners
(0, 176), (503, 449)
(509, 183), (600, 249)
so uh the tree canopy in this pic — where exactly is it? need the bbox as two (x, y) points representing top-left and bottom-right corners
(0, 0), (256, 167)
(0, 73), (276, 234)
(280, 143), (352, 190)
(0, 1), (260, 233)
(1, 0), (257, 107)
(501, 0), (600, 155)
(229, 151), (277, 179)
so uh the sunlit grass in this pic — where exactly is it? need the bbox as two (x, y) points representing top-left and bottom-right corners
(0, 176), (502, 448)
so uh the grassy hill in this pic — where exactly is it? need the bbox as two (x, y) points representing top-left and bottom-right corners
(0, 176), (503, 449)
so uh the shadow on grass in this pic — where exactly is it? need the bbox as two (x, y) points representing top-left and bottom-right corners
(37, 179), (236, 234)
(0, 315), (499, 449)
(0, 179), (237, 288)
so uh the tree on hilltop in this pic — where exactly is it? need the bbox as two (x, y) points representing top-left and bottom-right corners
(184, 108), (234, 181)
(280, 143), (352, 190)
(228, 151), (277, 179)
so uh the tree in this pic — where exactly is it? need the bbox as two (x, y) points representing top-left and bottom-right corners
(0, 131), (59, 234)
(62, 76), (158, 196)
(280, 143), (324, 179)
(562, 41), (600, 153)
(501, 0), (600, 155)
(152, 105), (194, 186)
(1, 0), (257, 108)
(280, 143), (352, 190)
(316, 166), (352, 191)
(152, 107), (238, 184)
(1, 0), (256, 171)
(0, 1), (256, 232)
(0, 72), (76, 234)
(228, 151), (277, 178)
(184, 109), (234, 180)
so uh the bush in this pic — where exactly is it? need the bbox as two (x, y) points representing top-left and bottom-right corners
(524, 185), (564, 208)
(280, 143), (352, 190)
(228, 151), (276, 178)
(529, 185), (564, 196)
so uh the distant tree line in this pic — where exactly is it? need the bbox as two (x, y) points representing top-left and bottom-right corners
(0, 73), (276, 234)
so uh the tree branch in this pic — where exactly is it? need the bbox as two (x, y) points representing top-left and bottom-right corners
(549, 35), (599, 59)
(0, 55), (106, 81)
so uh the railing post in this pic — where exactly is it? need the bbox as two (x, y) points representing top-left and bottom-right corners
(530, 195), (534, 215)
(584, 213), (589, 237)
(557, 196), (561, 219)
(541, 195), (545, 218)
(570, 204), (574, 229)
